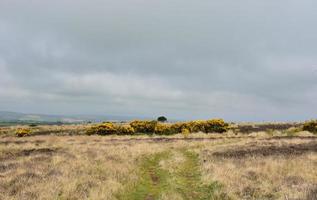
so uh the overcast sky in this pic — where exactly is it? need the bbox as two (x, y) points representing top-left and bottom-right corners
(0, 0), (317, 121)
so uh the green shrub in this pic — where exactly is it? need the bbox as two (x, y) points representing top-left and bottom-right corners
(302, 120), (317, 133)
(16, 128), (32, 137)
(130, 120), (157, 134)
(157, 116), (167, 122)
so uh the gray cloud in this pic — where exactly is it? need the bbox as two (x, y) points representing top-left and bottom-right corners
(0, 0), (317, 121)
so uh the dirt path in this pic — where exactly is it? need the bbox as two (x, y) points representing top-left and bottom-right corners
(118, 149), (229, 200)
(118, 152), (171, 200)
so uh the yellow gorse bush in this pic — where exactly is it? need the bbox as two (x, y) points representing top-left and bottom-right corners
(154, 123), (175, 135)
(204, 119), (229, 133)
(16, 128), (32, 137)
(185, 120), (207, 133)
(86, 122), (117, 135)
(129, 120), (157, 133)
(170, 122), (185, 133)
(170, 119), (229, 134)
(117, 125), (135, 135)
(86, 119), (229, 136)
(86, 122), (136, 135)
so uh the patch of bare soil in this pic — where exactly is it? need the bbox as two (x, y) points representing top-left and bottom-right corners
(212, 141), (317, 158)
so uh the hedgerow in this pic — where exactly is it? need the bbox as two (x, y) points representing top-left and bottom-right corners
(204, 119), (229, 133)
(86, 119), (229, 136)
(129, 120), (157, 134)
(154, 123), (175, 135)
(117, 125), (135, 135)
(186, 120), (207, 133)
(86, 122), (118, 135)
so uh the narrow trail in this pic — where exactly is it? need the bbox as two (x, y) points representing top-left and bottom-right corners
(118, 152), (171, 200)
(172, 150), (228, 200)
(118, 149), (229, 200)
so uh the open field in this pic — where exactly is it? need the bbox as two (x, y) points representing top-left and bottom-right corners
(0, 127), (317, 200)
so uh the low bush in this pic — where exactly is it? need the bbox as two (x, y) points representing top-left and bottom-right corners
(302, 120), (317, 133)
(178, 119), (228, 133)
(154, 123), (175, 135)
(16, 128), (32, 137)
(117, 125), (135, 135)
(185, 120), (206, 133)
(86, 119), (229, 136)
(130, 120), (157, 134)
(204, 119), (229, 133)
(283, 127), (301, 136)
(86, 122), (117, 135)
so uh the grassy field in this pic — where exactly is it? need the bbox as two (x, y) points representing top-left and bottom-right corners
(0, 127), (317, 200)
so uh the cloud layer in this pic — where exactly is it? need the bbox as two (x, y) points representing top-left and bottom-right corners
(1, 0), (317, 121)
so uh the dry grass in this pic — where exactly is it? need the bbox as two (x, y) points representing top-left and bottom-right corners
(0, 130), (316, 199)
(0, 134), (221, 200)
(201, 138), (317, 200)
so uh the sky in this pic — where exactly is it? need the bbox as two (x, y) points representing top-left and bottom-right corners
(0, 0), (317, 121)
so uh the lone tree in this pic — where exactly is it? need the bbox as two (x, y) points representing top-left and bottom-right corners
(157, 116), (167, 122)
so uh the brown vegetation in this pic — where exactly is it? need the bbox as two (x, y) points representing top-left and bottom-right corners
(0, 121), (317, 199)
(0, 130), (316, 199)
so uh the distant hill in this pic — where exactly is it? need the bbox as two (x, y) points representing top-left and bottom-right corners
(0, 111), (147, 124)
(0, 111), (84, 123)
